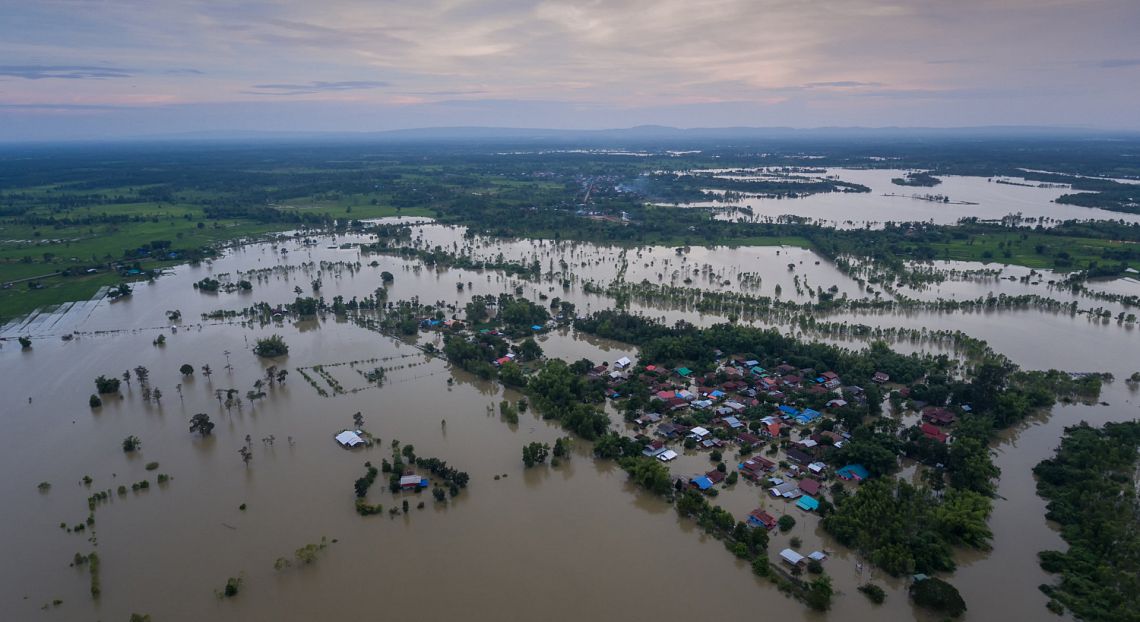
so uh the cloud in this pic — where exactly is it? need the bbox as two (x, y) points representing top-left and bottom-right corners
(802, 81), (884, 88)
(164, 68), (204, 76)
(1098, 59), (1140, 69)
(0, 65), (132, 79)
(248, 80), (391, 95)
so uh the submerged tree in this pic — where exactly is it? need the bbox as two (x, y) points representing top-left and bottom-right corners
(122, 435), (141, 452)
(189, 413), (215, 437)
(253, 334), (289, 358)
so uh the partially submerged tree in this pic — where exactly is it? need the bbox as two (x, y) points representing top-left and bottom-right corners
(122, 435), (141, 452)
(189, 413), (215, 437)
(253, 334), (289, 358)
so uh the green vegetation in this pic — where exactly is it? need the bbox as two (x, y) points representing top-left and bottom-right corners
(219, 576), (242, 598)
(521, 442), (550, 468)
(858, 583), (886, 604)
(891, 171), (942, 187)
(1033, 421), (1140, 621)
(94, 375), (120, 394)
(253, 334), (289, 357)
(189, 413), (215, 436)
(121, 435), (141, 452)
(910, 577), (967, 618)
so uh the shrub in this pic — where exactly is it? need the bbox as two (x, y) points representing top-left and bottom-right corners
(253, 334), (289, 357)
(858, 583), (886, 604)
(89, 394), (102, 408)
(910, 577), (966, 618)
(778, 515), (796, 532)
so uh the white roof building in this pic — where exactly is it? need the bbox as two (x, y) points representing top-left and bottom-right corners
(615, 356), (632, 369)
(656, 449), (679, 462)
(335, 430), (364, 448)
(780, 549), (805, 566)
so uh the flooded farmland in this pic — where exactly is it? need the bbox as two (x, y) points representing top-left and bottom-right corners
(2, 217), (1138, 621)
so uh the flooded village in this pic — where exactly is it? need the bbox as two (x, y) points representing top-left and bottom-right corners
(3, 174), (1139, 620)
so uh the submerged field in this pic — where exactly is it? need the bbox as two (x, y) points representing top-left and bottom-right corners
(3, 139), (1140, 621)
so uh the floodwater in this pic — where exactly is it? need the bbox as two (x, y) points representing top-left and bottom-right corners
(2, 219), (1138, 621)
(667, 168), (1140, 228)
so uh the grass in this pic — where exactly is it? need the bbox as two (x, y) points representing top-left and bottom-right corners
(0, 198), (431, 322)
(920, 232), (1137, 271)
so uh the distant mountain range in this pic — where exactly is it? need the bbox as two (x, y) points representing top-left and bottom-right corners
(129, 124), (1137, 145)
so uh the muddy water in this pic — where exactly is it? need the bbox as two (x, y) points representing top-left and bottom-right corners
(672, 168), (1140, 227)
(3, 224), (1139, 621)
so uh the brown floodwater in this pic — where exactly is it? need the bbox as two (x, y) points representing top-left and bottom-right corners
(2, 223), (1137, 621)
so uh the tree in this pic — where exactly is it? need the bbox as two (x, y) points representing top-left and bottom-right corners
(380, 271), (394, 283)
(122, 435), (141, 452)
(18, 336), (31, 349)
(89, 394), (102, 408)
(179, 364), (195, 376)
(805, 575), (834, 611)
(253, 334), (289, 357)
(522, 442), (550, 467)
(94, 375), (121, 394)
(778, 515), (796, 532)
(517, 337), (543, 361)
(910, 577), (966, 618)
(189, 413), (215, 436)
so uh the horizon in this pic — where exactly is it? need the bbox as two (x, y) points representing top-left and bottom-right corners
(2, 0), (1139, 141)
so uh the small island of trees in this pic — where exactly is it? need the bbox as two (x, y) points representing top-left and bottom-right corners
(253, 334), (289, 358)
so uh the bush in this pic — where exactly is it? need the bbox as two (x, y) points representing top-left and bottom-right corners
(94, 375), (121, 394)
(910, 577), (966, 618)
(807, 559), (823, 574)
(253, 334), (289, 357)
(778, 515), (796, 532)
(858, 583), (886, 604)
(89, 394), (102, 408)
(122, 435), (141, 452)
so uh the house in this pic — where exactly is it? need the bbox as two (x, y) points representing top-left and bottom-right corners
(656, 449), (679, 462)
(820, 371), (841, 388)
(826, 398), (848, 408)
(737, 432), (762, 446)
(642, 440), (667, 457)
(614, 356), (632, 370)
(494, 356), (512, 367)
(837, 464), (870, 481)
(636, 412), (663, 427)
(691, 475), (714, 491)
(657, 422), (680, 438)
(688, 426), (711, 440)
(794, 408), (822, 425)
(920, 422), (950, 443)
(334, 430), (364, 448)
(747, 509), (778, 530)
(740, 456), (776, 480)
(780, 549), (806, 567)
(798, 478), (822, 496)
(763, 421), (784, 438)
(796, 495), (820, 512)
(786, 447), (814, 465)
(872, 371), (890, 384)
(778, 404), (800, 418)
(399, 474), (429, 490)
(722, 416), (744, 429)
(808, 551), (828, 562)
(922, 407), (956, 426)
(807, 462), (827, 475)
(769, 481), (801, 499)
(705, 470), (726, 485)
(676, 367), (693, 378)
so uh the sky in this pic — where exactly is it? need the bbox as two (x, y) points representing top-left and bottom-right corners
(1, 0), (1139, 141)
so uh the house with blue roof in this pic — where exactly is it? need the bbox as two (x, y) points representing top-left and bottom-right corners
(691, 476), (713, 491)
(778, 405), (799, 417)
(837, 464), (870, 481)
(796, 495), (820, 512)
(795, 408), (822, 425)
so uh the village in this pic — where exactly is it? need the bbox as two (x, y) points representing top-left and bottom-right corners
(410, 308), (966, 577)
